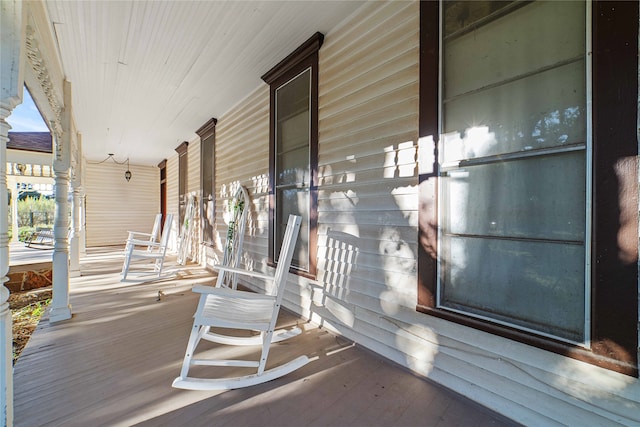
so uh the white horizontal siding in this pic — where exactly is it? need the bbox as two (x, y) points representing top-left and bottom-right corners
(187, 138), (200, 195)
(85, 162), (159, 246)
(187, 137), (201, 263)
(207, 86), (270, 272)
(313, 0), (419, 353)
(166, 155), (179, 250)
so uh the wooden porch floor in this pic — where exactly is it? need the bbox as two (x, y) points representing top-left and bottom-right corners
(13, 247), (517, 427)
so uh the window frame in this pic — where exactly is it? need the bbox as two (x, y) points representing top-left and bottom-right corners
(261, 32), (323, 278)
(158, 159), (167, 233)
(417, 0), (639, 376)
(196, 118), (217, 247)
(175, 141), (189, 227)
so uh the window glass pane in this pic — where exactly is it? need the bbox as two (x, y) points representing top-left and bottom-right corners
(178, 153), (187, 226)
(439, 0), (587, 343)
(277, 146), (309, 186)
(441, 236), (585, 342)
(275, 68), (311, 270)
(276, 70), (310, 153)
(276, 187), (310, 270)
(442, 151), (585, 240)
(201, 135), (214, 244)
(444, 1), (585, 98)
(442, 61), (586, 162)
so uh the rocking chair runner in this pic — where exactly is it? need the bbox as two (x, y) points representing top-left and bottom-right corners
(172, 214), (310, 391)
(121, 213), (174, 280)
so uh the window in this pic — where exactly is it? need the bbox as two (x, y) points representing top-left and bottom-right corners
(418, 1), (638, 376)
(262, 32), (323, 276)
(158, 159), (167, 232)
(197, 118), (217, 246)
(175, 141), (189, 227)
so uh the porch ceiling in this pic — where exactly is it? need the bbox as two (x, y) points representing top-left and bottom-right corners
(44, 1), (365, 166)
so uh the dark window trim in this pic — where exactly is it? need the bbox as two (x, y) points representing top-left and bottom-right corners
(175, 141), (189, 156)
(196, 118), (218, 140)
(197, 118), (217, 247)
(158, 159), (167, 233)
(417, 0), (639, 377)
(175, 141), (189, 226)
(261, 32), (323, 278)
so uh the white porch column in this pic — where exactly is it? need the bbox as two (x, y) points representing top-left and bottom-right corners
(80, 193), (86, 255)
(69, 133), (82, 276)
(1, 0), (26, 424)
(0, 108), (15, 427)
(49, 80), (72, 323)
(69, 184), (82, 277)
(10, 178), (18, 243)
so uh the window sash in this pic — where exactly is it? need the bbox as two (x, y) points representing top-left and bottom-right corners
(201, 134), (215, 245)
(274, 68), (312, 271)
(436, 0), (591, 345)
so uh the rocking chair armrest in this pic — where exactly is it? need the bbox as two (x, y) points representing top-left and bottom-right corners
(127, 231), (154, 238)
(127, 238), (162, 247)
(191, 285), (275, 300)
(212, 265), (274, 282)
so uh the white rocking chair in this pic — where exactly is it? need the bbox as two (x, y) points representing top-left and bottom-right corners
(125, 213), (162, 253)
(121, 213), (174, 280)
(172, 214), (310, 391)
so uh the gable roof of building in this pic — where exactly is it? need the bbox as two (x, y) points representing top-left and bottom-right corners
(8, 132), (52, 153)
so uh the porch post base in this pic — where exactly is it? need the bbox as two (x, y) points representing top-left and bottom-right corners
(49, 305), (72, 323)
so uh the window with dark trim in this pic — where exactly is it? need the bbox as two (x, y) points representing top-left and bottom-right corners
(418, 0), (638, 376)
(158, 159), (167, 233)
(197, 118), (217, 246)
(261, 32), (322, 277)
(175, 141), (189, 227)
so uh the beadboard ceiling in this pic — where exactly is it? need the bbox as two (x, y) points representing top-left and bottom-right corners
(44, 1), (365, 166)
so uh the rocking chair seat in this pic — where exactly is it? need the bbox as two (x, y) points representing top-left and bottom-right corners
(195, 285), (276, 330)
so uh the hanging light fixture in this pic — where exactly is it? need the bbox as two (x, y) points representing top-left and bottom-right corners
(99, 153), (132, 182)
(125, 158), (132, 182)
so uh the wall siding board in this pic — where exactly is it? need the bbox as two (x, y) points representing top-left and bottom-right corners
(320, 96), (419, 144)
(186, 137), (201, 262)
(166, 155), (180, 250)
(187, 138), (200, 195)
(209, 85), (270, 269)
(320, 83), (418, 130)
(85, 162), (159, 246)
(318, 179), (417, 198)
(322, 27), (418, 90)
(319, 1), (413, 67)
(320, 55), (418, 115)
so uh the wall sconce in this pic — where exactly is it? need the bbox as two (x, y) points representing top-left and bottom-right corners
(16, 163), (26, 175)
(99, 153), (132, 182)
